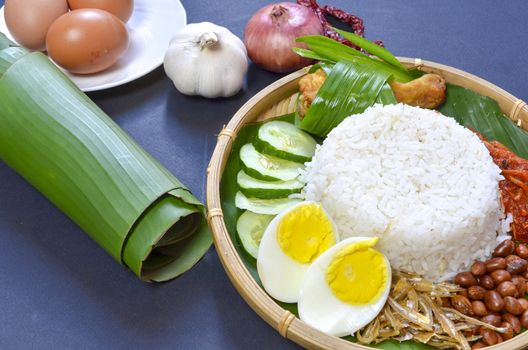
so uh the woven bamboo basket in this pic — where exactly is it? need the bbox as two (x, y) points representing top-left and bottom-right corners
(206, 57), (528, 350)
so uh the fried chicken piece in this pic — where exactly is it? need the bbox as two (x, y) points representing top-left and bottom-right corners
(298, 69), (327, 119)
(297, 70), (446, 118)
(390, 74), (446, 109)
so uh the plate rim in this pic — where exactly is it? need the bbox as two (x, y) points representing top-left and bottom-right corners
(206, 58), (528, 350)
(0, 1), (187, 92)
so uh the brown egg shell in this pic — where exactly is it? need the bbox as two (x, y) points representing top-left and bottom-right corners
(4, 0), (69, 51)
(46, 9), (129, 75)
(67, 0), (134, 22)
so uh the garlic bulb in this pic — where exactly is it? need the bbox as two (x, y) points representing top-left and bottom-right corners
(164, 22), (248, 98)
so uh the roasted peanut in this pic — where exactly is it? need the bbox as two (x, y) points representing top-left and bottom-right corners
(471, 300), (488, 316)
(493, 239), (515, 257)
(471, 261), (487, 276)
(497, 281), (518, 297)
(504, 296), (523, 315)
(516, 243), (528, 259)
(490, 269), (511, 284)
(506, 254), (528, 274)
(467, 285), (486, 300)
(500, 321), (514, 340)
(454, 272), (478, 287)
(518, 297), (528, 311)
(463, 326), (479, 337)
(514, 280), (525, 296)
(484, 290), (504, 312)
(480, 328), (499, 346)
(523, 270), (528, 279)
(511, 276), (526, 295)
(471, 341), (486, 349)
(486, 257), (507, 272)
(496, 333), (503, 343)
(503, 313), (521, 333)
(478, 275), (495, 290)
(480, 313), (502, 327)
(441, 297), (452, 308)
(521, 309), (528, 328)
(452, 294), (474, 315)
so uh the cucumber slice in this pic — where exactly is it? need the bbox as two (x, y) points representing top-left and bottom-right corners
(235, 191), (302, 215)
(236, 210), (275, 259)
(237, 170), (304, 199)
(254, 121), (317, 162)
(239, 143), (303, 181)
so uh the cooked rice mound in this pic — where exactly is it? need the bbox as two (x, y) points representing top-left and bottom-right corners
(302, 104), (509, 282)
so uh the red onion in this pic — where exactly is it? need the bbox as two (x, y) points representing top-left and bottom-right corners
(244, 2), (323, 73)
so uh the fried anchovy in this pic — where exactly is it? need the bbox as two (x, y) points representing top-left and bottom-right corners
(441, 307), (508, 333)
(356, 270), (503, 349)
(388, 297), (433, 331)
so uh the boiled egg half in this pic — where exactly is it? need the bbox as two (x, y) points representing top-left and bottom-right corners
(257, 202), (339, 303)
(299, 237), (391, 337)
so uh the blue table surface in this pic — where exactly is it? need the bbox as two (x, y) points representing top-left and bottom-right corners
(1, 1), (527, 349)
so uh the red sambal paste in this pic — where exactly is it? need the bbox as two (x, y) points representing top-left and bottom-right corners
(484, 140), (528, 242)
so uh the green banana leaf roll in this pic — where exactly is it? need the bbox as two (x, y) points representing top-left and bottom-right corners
(0, 34), (212, 282)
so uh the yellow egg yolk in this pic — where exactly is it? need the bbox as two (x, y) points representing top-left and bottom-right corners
(326, 237), (388, 305)
(277, 203), (335, 264)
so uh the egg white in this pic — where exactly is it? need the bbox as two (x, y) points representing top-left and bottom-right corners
(298, 237), (391, 337)
(257, 201), (339, 303)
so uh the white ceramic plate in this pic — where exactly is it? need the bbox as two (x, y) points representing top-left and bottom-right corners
(0, 0), (186, 92)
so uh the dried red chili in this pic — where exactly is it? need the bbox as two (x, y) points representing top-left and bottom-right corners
(323, 5), (364, 37)
(296, 0), (382, 49)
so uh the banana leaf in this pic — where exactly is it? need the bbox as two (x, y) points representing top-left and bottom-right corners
(0, 35), (212, 282)
(299, 60), (392, 136)
(439, 83), (528, 159)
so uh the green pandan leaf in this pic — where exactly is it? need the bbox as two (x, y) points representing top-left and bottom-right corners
(300, 60), (392, 136)
(333, 28), (408, 72)
(296, 35), (413, 82)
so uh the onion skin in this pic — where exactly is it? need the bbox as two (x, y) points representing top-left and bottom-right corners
(244, 2), (323, 73)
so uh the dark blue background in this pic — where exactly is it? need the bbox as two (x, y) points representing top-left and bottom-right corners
(1, 1), (527, 349)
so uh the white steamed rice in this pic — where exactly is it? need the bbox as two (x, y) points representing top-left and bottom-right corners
(301, 104), (510, 282)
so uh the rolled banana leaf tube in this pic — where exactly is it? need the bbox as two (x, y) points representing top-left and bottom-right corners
(0, 35), (212, 282)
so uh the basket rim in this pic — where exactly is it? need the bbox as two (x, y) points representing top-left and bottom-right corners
(206, 57), (528, 350)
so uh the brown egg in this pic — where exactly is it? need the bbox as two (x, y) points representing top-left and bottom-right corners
(67, 0), (134, 22)
(4, 0), (69, 51)
(46, 9), (129, 74)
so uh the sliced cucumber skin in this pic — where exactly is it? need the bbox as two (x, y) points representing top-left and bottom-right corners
(239, 143), (303, 182)
(235, 191), (302, 215)
(236, 210), (275, 259)
(237, 170), (304, 199)
(253, 137), (311, 163)
(241, 162), (282, 182)
(255, 121), (317, 163)
(239, 186), (300, 199)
